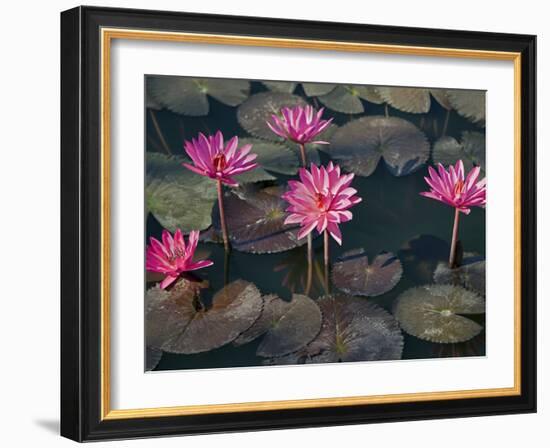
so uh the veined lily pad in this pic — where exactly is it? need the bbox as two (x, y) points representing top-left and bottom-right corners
(148, 76), (250, 116)
(376, 87), (431, 114)
(235, 294), (322, 357)
(430, 89), (452, 110)
(447, 90), (485, 125)
(239, 138), (299, 175)
(146, 153), (217, 232)
(302, 82), (337, 97)
(261, 81), (298, 93)
(237, 92), (308, 140)
(329, 116), (430, 177)
(393, 284), (485, 344)
(434, 257), (486, 297)
(213, 187), (306, 254)
(317, 85), (376, 114)
(432, 131), (486, 173)
(145, 347), (163, 371)
(282, 294), (404, 364)
(332, 249), (402, 297)
(146, 279), (263, 354)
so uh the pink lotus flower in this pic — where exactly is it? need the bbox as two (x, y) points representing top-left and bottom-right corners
(182, 131), (258, 187)
(282, 162), (362, 245)
(420, 160), (486, 214)
(267, 105), (333, 145)
(146, 229), (213, 289)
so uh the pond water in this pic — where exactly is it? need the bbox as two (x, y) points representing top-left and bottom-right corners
(145, 78), (486, 371)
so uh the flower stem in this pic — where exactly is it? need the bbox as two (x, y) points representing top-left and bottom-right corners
(441, 109), (451, 137)
(216, 179), (230, 251)
(449, 207), (460, 268)
(323, 229), (331, 293)
(298, 143), (307, 167)
(305, 233), (313, 295)
(148, 109), (172, 155)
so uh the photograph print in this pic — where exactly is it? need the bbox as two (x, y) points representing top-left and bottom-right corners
(144, 76), (487, 372)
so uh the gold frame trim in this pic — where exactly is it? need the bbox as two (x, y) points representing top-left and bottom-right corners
(100, 28), (522, 421)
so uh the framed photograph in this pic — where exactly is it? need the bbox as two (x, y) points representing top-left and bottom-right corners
(60, 6), (536, 441)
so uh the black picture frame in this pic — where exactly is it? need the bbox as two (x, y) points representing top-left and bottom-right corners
(61, 5), (536, 442)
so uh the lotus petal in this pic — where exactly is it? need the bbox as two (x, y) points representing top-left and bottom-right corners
(302, 82), (337, 97)
(376, 87), (431, 113)
(146, 153), (217, 232)
(329, 116), (430, 177)
(212, 187), (306, 254)
(393, 284), (485, 344)
(261, 81), (298, 93)
(447, 90), (486, 125)
(237, 92), (308, 140)
(434, 257), (486, 297)
(432, 131), (485, 173)
(146, 279), (263, 354)
(145, 347), (163, 371)
(332, 249), (402, 297)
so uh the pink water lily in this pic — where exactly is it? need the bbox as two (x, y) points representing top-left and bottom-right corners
(420, 160), (486, 214)
(182, 131), (258, 187)
(282, 162), (362, 245)
(146, 229), (213, 289)
(267, 105), (333, 145)
(420, 160), (486, 268)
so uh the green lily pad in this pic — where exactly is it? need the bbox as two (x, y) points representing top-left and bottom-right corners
(447, 90), (485, 125)
(393, 284), (485, 344)
(430, 89), (452, 110)
(434, 257), (486, 297)
(302, 82), (337, 97)
(357, 86), (385, 104)
(269, 294), (403, 364)
(261, 81), (298, 93)
(376, 87), (431, 113)
(317, 85), (365, 114)
(212, 187), (306, 254)
(329, 116), (430, 177)
(146, 279), (263, 354)
(332, 249), (402, 297)
(239, 138), (299, 175)
(432, 131), (486, 173)
(148, 76), (250, 116)
(146, 153), (217, 232)
(235, 294), (322, 357)
(237, 92), (308, 141)
(145, 347), (163, 371)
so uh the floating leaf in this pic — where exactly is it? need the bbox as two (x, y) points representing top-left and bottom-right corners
(329, 116), (430, 177)
(235, 294), (322, 358)
(302, 82), (337, 97)
(262, 81), (298, 93)
(393, 284), (485, 343)
(146, 153), (217, 232)
(376, 87), (431, 113)
(145, 347), (163, 371)
(317, 85), (365, 114)
(146, 279), (263, 354)
(289, 294), (403, 363)
(357, 86), (385, 104)
(430, 89), (452, 110)
(237, 92), (308, 140)
(434, 257), (486, 297)
(332, 249), (402, 297)
(239, 138), (299, 175)
(213, 188), (306, 254)
(432, 131), (485, 173)
(447, 90), (485, 125)
(148, 76), (250, 116)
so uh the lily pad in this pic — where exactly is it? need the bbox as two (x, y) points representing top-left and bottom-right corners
(146, 279), (263, 354)
(276, 294), (404, 364)
(317, 85), (368, 114)
(234, 294), (322, 357)
(432, 131), (486, 173)
(447, 90), (485, 125)
(213, 187), (306, 254)
(376, 87), (431, 114)
(261, 81), (298, 93)
(145, 153), (217, 232)
(434, 257), (486, 297)
(148, 76), (250, 116)
(239, 138), (299, 175)
(430, 89), (452, 110)
(329, 116), (430, 177)
(393, 284), (485, 343)
(145, 347), (163, 371)
(237, 92), (308, 140)
(302, 82), (337, 97)
(332, 249), (403, 297)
